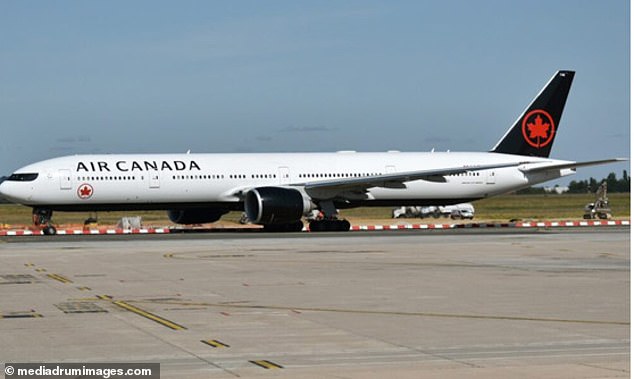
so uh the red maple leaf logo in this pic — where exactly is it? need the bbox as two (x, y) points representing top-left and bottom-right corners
(80, 186), (92, 196)
(521, 110), (555, 148)
(527, 115), (550, 139)
(77, 184), (93, 199)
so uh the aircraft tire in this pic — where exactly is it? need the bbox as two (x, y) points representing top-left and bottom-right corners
(309, 220), (350, 232)
(262, 221), (304, 233)
(42, 225), (57, 235)
(338, 219), (351, 231)
(290, 220), (305, 232)
(308, 220), (323, 232)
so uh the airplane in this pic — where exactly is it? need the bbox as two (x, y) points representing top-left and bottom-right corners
(0, 70), (625, 234)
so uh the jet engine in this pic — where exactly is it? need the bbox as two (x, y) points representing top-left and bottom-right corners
(245, 187), (312, 225)
(167, 208), (228, 224)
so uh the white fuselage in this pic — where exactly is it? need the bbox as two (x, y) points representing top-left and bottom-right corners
(0, 151), (573, 211)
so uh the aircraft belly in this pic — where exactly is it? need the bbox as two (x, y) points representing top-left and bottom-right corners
(367, 181), (485, 200)
(366, 173), (527, 201)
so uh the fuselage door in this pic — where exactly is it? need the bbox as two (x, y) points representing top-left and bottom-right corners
(278, 167), (290, 185)
(59, 169), (72, 190)
(149, 173), (160, 188)
(486, 170), (496, 184)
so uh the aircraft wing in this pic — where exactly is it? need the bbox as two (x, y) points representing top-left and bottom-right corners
(301, 162), (523, 192)
(519, 158), (628, 173)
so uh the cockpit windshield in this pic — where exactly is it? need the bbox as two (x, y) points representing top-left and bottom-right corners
(7, 173), (39, 182)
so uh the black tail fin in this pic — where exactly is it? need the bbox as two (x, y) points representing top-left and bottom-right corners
(491, 70), (575, 158)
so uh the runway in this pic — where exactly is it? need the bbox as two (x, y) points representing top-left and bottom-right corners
(0, 229), (629, 378)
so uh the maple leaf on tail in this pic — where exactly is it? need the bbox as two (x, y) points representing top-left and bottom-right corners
(527, 115), (550, 139)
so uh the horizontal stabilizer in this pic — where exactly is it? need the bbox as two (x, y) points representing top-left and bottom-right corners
(519, 158), (628, 173)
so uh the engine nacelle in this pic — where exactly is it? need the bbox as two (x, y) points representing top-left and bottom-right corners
(167, 208), (227, 224)
(245, 187), (311, 225)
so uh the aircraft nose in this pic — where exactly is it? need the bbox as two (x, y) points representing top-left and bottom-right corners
(0, 176), (31, 203)
(0, 179), (12, 201)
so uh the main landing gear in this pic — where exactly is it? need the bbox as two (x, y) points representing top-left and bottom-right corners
(308, 201), (351, 232)
(262, 220), (305, 232)
(33, 208), (57, 235)
(308, 219), (351, 232)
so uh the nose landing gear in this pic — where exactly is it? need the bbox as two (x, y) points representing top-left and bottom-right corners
(32, 208), (57, 235)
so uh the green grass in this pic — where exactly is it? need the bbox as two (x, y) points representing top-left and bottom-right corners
(0, 193), (629, 227)
(471, 193), (629, 220)
(343, 193), (630, 221)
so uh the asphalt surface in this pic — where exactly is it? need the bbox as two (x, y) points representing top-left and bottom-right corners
(0, 228), (629, 378)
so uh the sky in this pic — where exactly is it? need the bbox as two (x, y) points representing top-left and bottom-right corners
(0, 1), (629, 185)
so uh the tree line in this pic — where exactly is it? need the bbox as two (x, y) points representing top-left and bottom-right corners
(567, 170), (630, 193)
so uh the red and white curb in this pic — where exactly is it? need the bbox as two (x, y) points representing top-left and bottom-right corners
(457, 220), (630, 228)
(350, 224), (452, 231)
(349, 219), (630, 231)
(0, 228), (171, 236)
(0, 220), (628, 236)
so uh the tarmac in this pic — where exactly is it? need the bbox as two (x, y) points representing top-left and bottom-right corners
(0, 228), (629, 378)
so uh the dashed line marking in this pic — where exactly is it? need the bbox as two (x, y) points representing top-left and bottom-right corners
(201, 339), (230, 348)
(249, 360), (283, 369)
(47, 273), (73, 284)
(113, 301), (187, 330)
